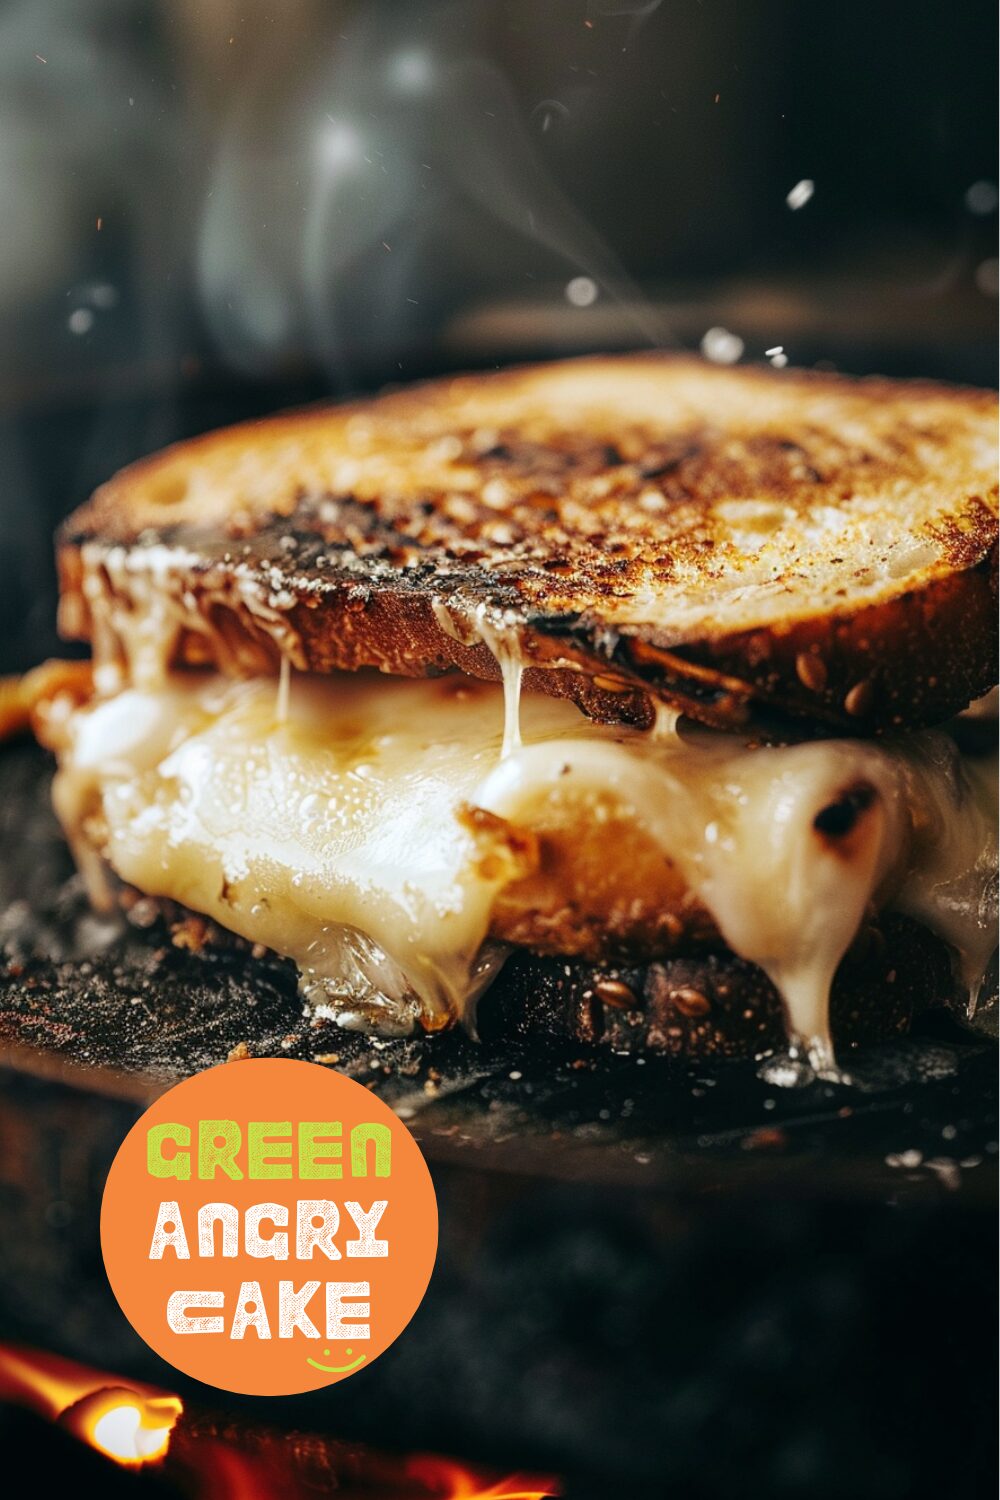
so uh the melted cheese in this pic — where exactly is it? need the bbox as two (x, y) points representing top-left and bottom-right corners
(474, 730), (997, 1072)
(48, 670), (997, 1069)
(430, 599), (525, 757)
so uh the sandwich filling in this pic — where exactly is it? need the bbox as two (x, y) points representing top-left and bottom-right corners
(43, 660), (997, 1073)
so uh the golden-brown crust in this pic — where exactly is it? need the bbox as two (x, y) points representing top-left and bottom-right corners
(58, 354), (998, 733)
(481, 805), (718, 960)
(617, 565), (999, 733)
(0, 660), (94, 744)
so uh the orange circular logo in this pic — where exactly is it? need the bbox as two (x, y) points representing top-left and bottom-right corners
(101, 1059), (437, 1396)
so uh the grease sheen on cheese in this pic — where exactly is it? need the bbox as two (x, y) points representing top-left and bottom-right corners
(49, 668), (997, 1067)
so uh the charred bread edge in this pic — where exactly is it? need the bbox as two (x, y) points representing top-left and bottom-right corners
(56, 531), (998, 735)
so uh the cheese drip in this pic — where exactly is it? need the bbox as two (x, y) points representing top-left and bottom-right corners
(48, 670), (996, 1061)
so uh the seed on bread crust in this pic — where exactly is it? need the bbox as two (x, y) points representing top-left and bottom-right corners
(844, 679), (875, 717)
(594, 978), (639, 1009)
(669, 985), (712, 1018)
(795, 650), (829, 692)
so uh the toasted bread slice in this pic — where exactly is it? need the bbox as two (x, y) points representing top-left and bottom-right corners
(58, 355), (998, 733)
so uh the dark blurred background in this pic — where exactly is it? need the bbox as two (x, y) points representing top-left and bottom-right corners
(0, 9), (996, 1494)
(0, 0), (996, 672)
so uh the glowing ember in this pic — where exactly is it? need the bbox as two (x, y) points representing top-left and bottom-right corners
(408, 1455), (561, 1499)
(0, 1343), (181, 1468)
(65, 1386), (180, 1465)
(94, 1403), (163, 1461)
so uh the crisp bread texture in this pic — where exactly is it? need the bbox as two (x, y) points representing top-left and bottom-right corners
(59, 355), (997, 733)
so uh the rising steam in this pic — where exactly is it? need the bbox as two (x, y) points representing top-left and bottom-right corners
(198, 0), (669, 385)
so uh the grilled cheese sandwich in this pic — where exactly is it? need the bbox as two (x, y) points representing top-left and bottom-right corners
(36, 355), (1000, 1073)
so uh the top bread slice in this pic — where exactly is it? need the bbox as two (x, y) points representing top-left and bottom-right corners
(57, 354), (998, 734)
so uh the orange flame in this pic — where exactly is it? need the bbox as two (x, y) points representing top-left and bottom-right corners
(408, 1454), (562, 1498)
(0, 1343), (181, 1467)
(63, 1385), (180, 1464)
(0, 1345), (561, 1498)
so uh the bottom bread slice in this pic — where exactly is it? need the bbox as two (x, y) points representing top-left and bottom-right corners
(478, 914), (964, 1059)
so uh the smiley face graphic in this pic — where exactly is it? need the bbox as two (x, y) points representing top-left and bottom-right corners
(305, 1346), (368, 1374)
